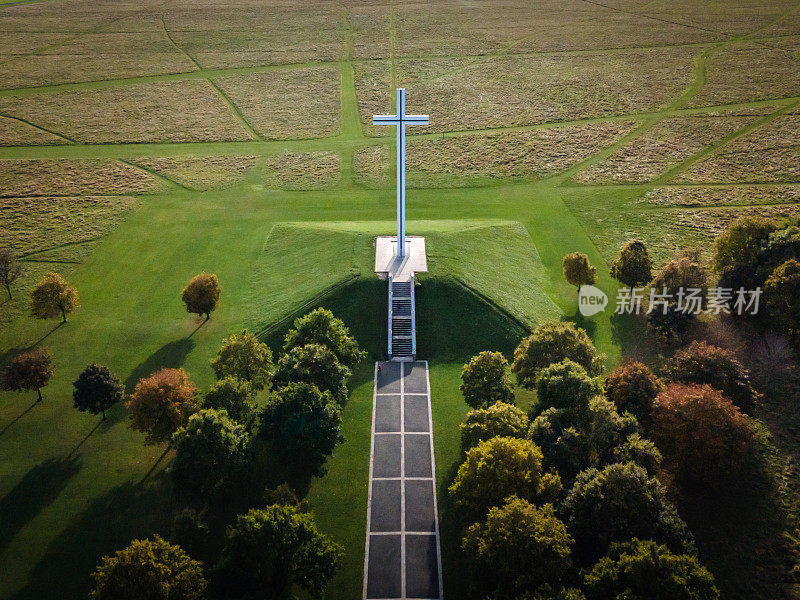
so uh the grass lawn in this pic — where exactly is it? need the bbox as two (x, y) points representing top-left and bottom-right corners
(2, 0), (800, 597)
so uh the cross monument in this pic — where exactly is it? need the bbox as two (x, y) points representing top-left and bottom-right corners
(373, 88), (429, 258)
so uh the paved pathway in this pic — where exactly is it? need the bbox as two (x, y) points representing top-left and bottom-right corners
(363, 361), (443, 600)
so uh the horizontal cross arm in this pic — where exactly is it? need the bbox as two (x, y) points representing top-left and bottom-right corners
(373, 115), (399, 124)
(404, 115), (429, 124)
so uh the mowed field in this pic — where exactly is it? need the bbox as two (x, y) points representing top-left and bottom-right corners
(1, 0), (800, 598)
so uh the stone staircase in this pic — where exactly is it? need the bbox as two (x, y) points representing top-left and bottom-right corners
(388, 278), (415, 359)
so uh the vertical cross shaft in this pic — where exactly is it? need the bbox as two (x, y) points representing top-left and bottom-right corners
(372, 89), (429, 259)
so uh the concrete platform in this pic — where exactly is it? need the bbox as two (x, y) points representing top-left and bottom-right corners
(375, 236), (427, 283)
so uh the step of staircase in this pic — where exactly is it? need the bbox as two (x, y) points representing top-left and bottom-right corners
(392, 318), (412, 335)
(392, 281), (411, 297)
(388, 276), (416, 359)
(392, 298), (412, 316)
(392, 337), (413, 356)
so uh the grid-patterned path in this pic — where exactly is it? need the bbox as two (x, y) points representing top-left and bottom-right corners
(363, 361), (443, 600)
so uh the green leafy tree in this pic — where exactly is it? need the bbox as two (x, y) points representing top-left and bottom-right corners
(460, 350), (516, 409)
(563, 462), (694, 563)
(460, 401), (529, 451)
(604, 361), (663, 427)
(663, 341), (759, 413)
(512, 321), (604, 388)
(610, 240), (653, 288)
(653, 383), (755, 487)
(463, 496), (573, 597)
(563, 252), (597, 293)
(754, 224), (800, 281)
(448, 436), (561, 519)
(126, 368), (199, 444)
(202, 376), (254, 423)
(283, 308), (366, 368)
(90, 535), (206, 600)
(181, 271), (221, 320)
(273, 344), (351, 406)
(648, 251), (708, 339)
(584, 539), (718, 600)
(713, 216), (777, 273)
(0, 248), (23, 300)
(211, 330), (273, 391)
(1, 347), (53, 402)
(172, 409), (250, 499)
(214, 505), (342, 599)
(612, 433), (662, 476)
(765, 258), (800, 338)
(72, 363), (124, 420)
(259, 382), (343, 476)
(535, 359), (602, 416)
(30, 272), (78, 323)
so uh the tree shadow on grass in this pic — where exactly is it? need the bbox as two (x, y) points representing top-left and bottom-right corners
(8, 476), (175, 600)
(0, 456), (82, 552)
(0, 399), (39, 438)
(0, 322), (65, 369)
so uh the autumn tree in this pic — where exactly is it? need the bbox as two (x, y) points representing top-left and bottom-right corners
(765, 258), (800, 337)
(713, 216), (777, 273)
(460, 350), (515, 409)
(283, 308), (366, 368)
(259, 382), (343, 476)
(171, 409), (250, 499)
(181, 271), (221, 320)
(126, 367), (199, 444)
(584, 539), (719, 600)
(211, 330), (273, 391)
(30, 272), (78, 323)
(90, 535), (206, 600)
(0, 347), (53, 402)
(463, 496), (573, 597)
(535, 359), (602, 416)
(273, 343), (351, 405)
(604, 361), (663, 427)
(0, 248), (23, 300)
(512, 321), (604, 388)
(563, 462), (694, 563)
(460, 401), (528, 451)
(72, 363), (124, 420)
(448, 436), (561, 519)
(652, 383), (755, 487)
(663, 341), (759, 413)
(202, 376), (254, 423)
(213, 505), (342, 599)
(609, 240), (653, 288)
(563, 252), (597, 294)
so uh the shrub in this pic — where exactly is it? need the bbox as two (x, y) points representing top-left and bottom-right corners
(604, 361), (663, 427)
(211, 330), (273, 391)
(448, 436), (561, 519)
(460, 401), (529, 451)
(181, 272), (221, 320)
(563, 252), (597, 293)
(563, 462), (694, 563)
(273, 343), (351, 406)
(652, 383), (756, 487)
(283, 308), (365, 368)
(126, 368), (199, 444)
(463, 496), (573, 597)
(72, 363), (125, 420)
(512, 321), (604, 388)
(610, 240), (653, 288)
(171, 409), (250, 499)
(535, 359), (602, 416)
(663, 341), (758, 413)
(584, 538), (718, 600)
(460, 350), (516, 409)
(214, 505), (342, 599)
(765, 258), (800, 338)
(259, 382), (343, 476)
(30, 272), (78, 323)
(90, 535), (206, 600)
(713, 216), (777, 273)
(202, 376), (254, 423)
(0, 347), (54, 402)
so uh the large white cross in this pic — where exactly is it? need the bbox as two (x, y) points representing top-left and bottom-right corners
(373, 88), (429, 259)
